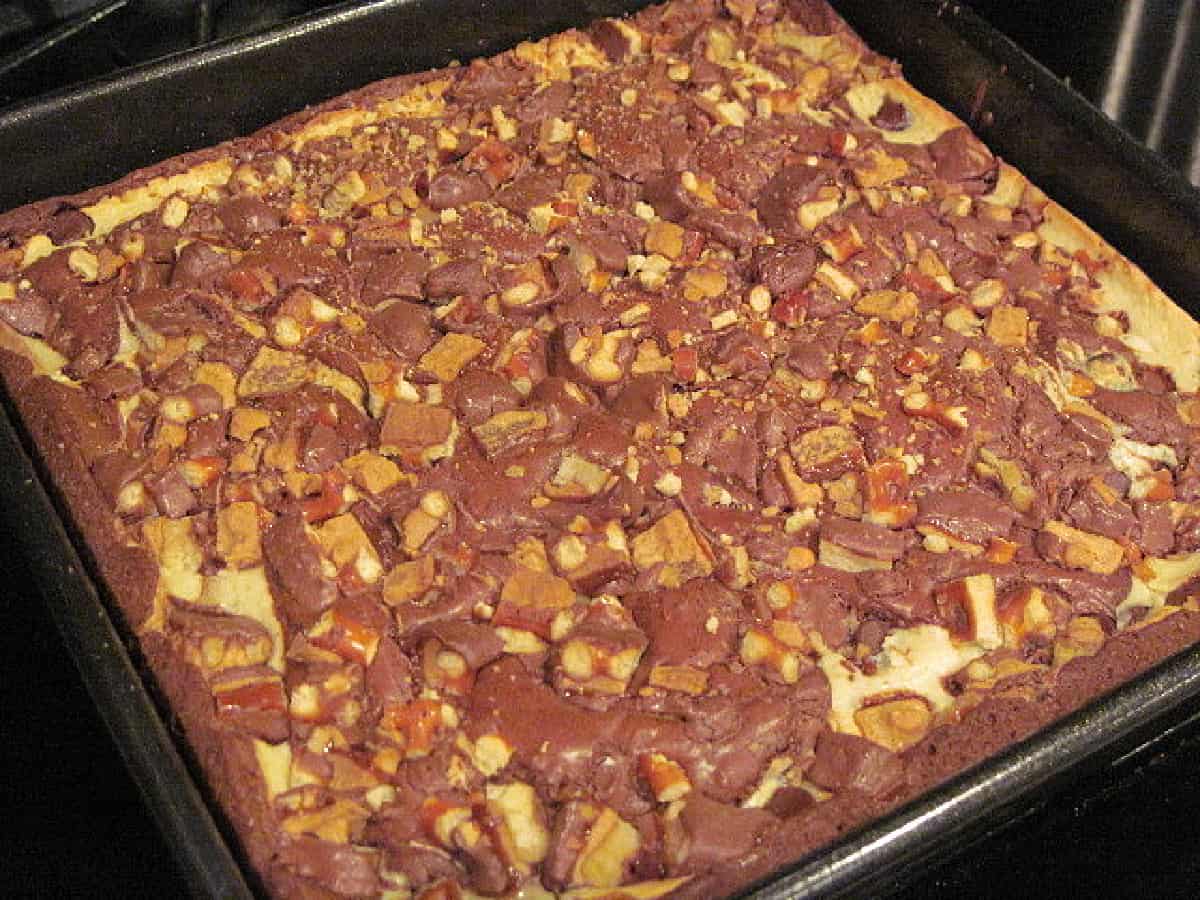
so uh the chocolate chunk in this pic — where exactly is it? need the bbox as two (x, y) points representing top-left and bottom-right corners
(46, 206), (94, 244)
(871, 97), (911, 131)
(369, 299), (435, 364)
(185, 415), (227, 459)
(274, 838), (382, 897)
(856, 568), (938, 623)
(628, 580), (739, 668)
(217, 196), (283, 245)
(807, 730), (904, 797)
(756, 165), (829, 235)
(642, 173), (696, 223)
(91, 451), (149, 507)
(1090, 388), (1185, 446)
(470, 658), (620, 763)
(426, 621), (504, 670)
(425, 258), (490, 301)
(753, 242), (817, 297)
(786, 340), (834, 380)
(1136, 500), (1175, 557)
(495, 172), (561, 216)
(451, 57), (522, 103)
(451, 369), (522, 428)
(667, 794), (778, 873)
(608, 375), (667, 428)
(1025, 562), (1130, 620)
(263, 510), (338, 625)
(685, 208), (759, 251)
(765, 786), (816, 819)
(23, 249), (77, 299)
(784, 0), (842, 34)
(591, 19), (632, 61)
(36, 381), (120, 464)
(301, 422), (347, 473)
(365, 637), (413, 705)
(822, 517), (908, 561)
(578, 226), (631, 273)
(518, 80), (573, 123)
(170, 240), (230, 289)
(0, 290), (53, 337)
(1066, 481), (1136, 541)
(916, 487), (1015, 545)
(928, 127), (996, 186)
(148, 466), (196, 518)
(361, 250), (429, 305)
(427, 170), (492, 210)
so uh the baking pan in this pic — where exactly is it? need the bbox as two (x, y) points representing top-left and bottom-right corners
(2, 1), (1200, 898)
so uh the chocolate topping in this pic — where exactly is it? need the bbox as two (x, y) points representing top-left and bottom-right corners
(5, 3), (1199, 897)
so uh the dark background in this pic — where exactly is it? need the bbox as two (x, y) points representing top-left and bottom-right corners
(2, 1), (1199, 897)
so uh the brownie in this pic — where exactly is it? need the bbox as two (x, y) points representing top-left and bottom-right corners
(3, 1), (1200, 897)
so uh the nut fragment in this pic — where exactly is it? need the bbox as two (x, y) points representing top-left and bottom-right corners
(863, 458), (916, 527)
(902, 392), (969, 431)
(853, 148), (909, 188)
(790, 425), (863, 480)
(379, 400), (457, 466)
(638, 753), (692, 802)
(472, 409), (549, 458)
(545, 453), (613, 500)
(487, 781), (550, 871)
(307, 606), (382, 666)
(1053, 615), (1106, 666)
(986, 304), (1029, 348)
(934, 573), (1001, 648)
(820, 225), (865, 264)
(280, 798), (369, 844)
(416, 332), (486, 382)
(740, 626), (802, 683)
(315, 513), (383, 584)
(572, 806), (641, 889)
(647, 664), (709, 695)
(493, 567), (576, 639)
(230, 406), (271, 441)
(941, 304), (981, 336)
(67, 248), (100, 282)
(853, 289), (919, 323)
(997, 585), (1056, 647)
(566, 329), (630, 384)
(683, 266), (728, 301)
(853, 697), (933, 752)
(644, 220), (685, 259)
(401, 490), (451, 554)
(631, 510), (713, 587)
(340, 451), (403, 494)
(812, 261), (859, 301)
(381, 698), (450, 759)
(237, 346), (312, 398)
(1038, 520), (1125, 575)
(975, 448), (1036, 513)
(383, 555), (435, 605)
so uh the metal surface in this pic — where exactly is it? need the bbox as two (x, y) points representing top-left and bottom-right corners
(2, 1), (1200, 897)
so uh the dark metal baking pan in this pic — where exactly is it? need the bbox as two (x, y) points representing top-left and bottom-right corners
(2, 1), (1200, 898)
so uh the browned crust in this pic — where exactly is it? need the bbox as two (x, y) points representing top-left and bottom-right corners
(0, 342), (284, 892)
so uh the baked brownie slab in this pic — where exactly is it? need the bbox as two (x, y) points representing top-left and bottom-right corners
(3, 1), (1200, 897)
